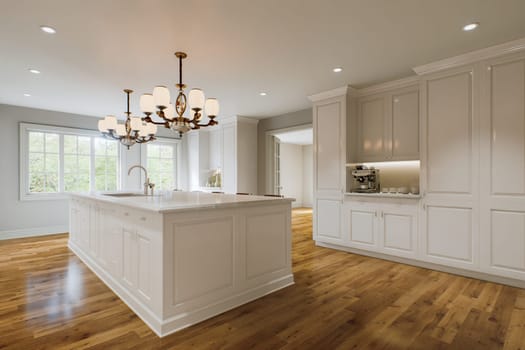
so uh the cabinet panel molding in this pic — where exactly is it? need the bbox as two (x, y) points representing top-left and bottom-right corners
(315, 101), (342, 191)
(426, 206), (472, 262)
(490, 59), (525, 195)
(491, 210), (525, 272)
(349, 209), (376, 245)
(383, 213), (413, 252)
(426, 71), (473, 194)
(392, 90), (419, 160)
(316, 199), (342, 241)
(172, 217), (234, 304)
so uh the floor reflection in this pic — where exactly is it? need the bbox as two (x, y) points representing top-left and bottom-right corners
(24, 255), (84, 323)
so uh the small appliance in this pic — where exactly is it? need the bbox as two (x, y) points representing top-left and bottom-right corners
(350, 165), (380, 193)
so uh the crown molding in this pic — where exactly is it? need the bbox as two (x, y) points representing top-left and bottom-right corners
(357, 75), (419, 96)
(308, 85), (350, 102)
(221, 115), (259, 125)
(413, 37), (525, 75)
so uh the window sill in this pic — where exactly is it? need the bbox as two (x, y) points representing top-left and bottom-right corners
(20, 193), (72, 201)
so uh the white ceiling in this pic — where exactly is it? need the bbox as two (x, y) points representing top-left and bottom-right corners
(2, 0), (525, 120)
(275, 128), (313, 145)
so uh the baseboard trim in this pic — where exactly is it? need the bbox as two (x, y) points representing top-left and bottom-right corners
(316, 241), (525, 289)
(0, 225), (68, 240)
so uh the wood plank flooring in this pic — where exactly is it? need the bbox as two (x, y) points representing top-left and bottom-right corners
(1, 208), (525, 349)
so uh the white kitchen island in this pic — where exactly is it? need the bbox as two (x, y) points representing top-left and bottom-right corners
(68, 191), (294, 337)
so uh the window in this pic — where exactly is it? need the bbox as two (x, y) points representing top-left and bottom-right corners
(142, 139), (180, 191)
(20, 123), (121, 200)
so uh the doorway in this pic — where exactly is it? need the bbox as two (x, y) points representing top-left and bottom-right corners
(266, 125), (313, 208)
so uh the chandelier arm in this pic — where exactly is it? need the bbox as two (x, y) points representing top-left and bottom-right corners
(143, 115), (171, 126)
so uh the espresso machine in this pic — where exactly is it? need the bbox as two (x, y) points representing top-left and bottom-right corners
(350, 165), (380, 193)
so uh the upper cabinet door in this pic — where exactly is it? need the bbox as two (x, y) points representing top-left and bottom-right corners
(314, 99), (344, 193)
(391, 90), (419, 160)
(425, 71), (474, 195)
(358, 97), (386, 162)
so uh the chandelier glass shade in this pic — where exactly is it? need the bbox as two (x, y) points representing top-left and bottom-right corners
(98, 89), (157, 149)
(140, 52), (219, 136)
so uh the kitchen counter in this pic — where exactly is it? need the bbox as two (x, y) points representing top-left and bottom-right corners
(71, 191), (293, 213)
(345, 192), (421, 199)
(68, 191), (293, 337)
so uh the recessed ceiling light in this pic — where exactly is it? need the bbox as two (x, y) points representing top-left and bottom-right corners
(40, 25), (56, 34)
(29, 68), (41, 74)
(23, 93), (31, 97)
(463, 22), (479, 31)
(333, 67), (343, 73)
(259, 92), (267, 96)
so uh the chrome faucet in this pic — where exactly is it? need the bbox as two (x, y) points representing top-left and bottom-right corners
(128, 165), (155, 195)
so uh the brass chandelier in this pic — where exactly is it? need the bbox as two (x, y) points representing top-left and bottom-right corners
(139, 52), (219, 136)
(98, 89), (157, 149)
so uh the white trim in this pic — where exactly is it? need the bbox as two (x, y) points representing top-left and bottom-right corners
(308, 85), (353, 102)
(316, 241), (525, 289)
(0, 225), (68, 240)
(357, 75), (420, 96)
(413, 37), (525, 75)
(19, 122), (121, 201)
(220, 115), (260, 126)
(265, 124), (313, 195)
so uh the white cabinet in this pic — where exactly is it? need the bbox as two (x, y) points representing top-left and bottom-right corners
(220, 116), (258, 194)
(357, 84), (419, 162)
(479, 52), (525, 280)
(185, 117), (258, 194)
(346, 203), (378, 249)
(344, 199), (418, 258)
(310, 87), (355, 244)
(419, 65), (480, 271)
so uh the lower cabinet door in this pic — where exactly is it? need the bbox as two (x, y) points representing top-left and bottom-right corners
(421, 204), (477, 270)
(346, 204), (378, 250)
(380, 207), (417, 258)
(316, 199), (343, 244)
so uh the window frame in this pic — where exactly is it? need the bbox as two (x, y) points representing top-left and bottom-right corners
(19, 122), (123, 201)
(140, 137), (182, 191)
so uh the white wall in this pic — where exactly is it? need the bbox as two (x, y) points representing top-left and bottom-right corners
(0, 104), (180, 239)
(302, 145), (313, 207)
(279, 143), (304, 207)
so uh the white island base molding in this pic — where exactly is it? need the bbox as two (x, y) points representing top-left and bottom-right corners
(69, 193), (294, 337)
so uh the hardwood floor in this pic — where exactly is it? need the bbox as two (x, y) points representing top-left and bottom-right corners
(1, 208), (525, 349)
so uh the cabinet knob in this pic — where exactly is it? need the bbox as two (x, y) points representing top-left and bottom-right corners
(140, 216), (147, 221)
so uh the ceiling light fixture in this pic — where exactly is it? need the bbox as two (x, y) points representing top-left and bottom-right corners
(40, 25), (56, 34)
(98, 89), (157, 149)
(333, 67), (343, 73)
(23, 93), (31, 97)
(463, 22), (479, 31)
(140, 51), (219, 136)
(259, 92), (267, 96)
(28, 69), (40, 74)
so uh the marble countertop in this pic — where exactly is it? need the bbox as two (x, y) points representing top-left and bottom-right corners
(70, 191), (294, 213)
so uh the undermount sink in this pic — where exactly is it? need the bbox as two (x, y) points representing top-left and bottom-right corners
(103, 193), (147, 197)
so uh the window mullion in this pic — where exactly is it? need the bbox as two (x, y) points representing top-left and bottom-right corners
(59, 134), (65, 193)
(90, 137), (96, 192)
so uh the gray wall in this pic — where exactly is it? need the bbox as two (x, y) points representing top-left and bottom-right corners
(0, 104), (178, 238)
(257, 108), (312, 194)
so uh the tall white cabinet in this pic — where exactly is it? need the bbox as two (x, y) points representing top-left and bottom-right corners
(309, 87), (355, 245)
(479, 52), (525, 280)
(419, 65), (480, 271)
(184, 116), (258, 194)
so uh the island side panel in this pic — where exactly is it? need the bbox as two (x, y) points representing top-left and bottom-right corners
(69, 196), (165, 334)
(160, 201), (294, 336)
